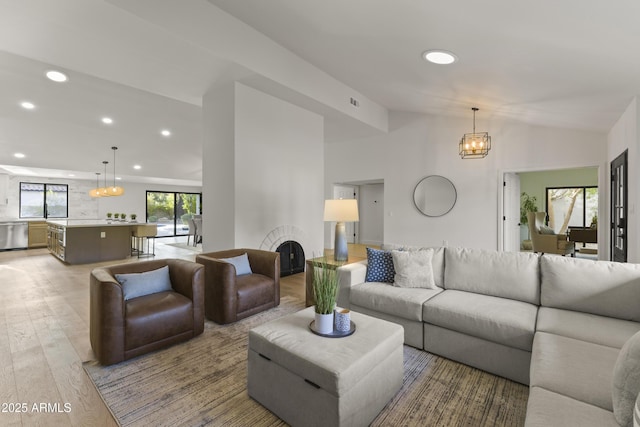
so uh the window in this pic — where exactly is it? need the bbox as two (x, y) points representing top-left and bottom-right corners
(146, 191), (202, 237)
(545, 186), (598, 233)
(19, 182), (68, 218)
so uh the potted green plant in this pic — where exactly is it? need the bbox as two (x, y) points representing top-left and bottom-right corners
(312, 257), (340, 334)
(113, 213), (120, 220)
(130, 214), (137, 222)
(120, 213), (127, 222)
(520, 192), (538, 250)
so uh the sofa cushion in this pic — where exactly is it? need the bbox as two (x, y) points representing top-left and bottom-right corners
(524, 387), (618, 427)
(530, 332), (619, 411)
(613, 331), (640, 427)
(537, 307), (640, 349)
(365, 248), (395, 283)
(422, 289), (537, 351)
(444, 247), (540, 304)
(236, 273), (275, 313)
(115, 265), (173, 300)
(350, 282), (442, 321)
(382, 244), (445, 288)
(391, 249), (436, 289)
(125, 291), (193, 350)
(541, 255), (640, 321)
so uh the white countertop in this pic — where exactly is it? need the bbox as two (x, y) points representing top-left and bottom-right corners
(46, 219), (141, 228)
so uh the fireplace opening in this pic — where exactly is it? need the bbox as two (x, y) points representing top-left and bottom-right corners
(276, 240), (305, 277)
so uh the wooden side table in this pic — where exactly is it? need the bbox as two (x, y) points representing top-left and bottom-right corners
(305, 254), (366, 307)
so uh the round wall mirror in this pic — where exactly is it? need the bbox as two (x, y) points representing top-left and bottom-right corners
(413, 175), (457, 217)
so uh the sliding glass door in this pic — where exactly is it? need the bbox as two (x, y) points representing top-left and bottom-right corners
(146, 191), (201, 237)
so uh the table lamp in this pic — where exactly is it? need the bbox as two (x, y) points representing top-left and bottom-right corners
(324, 199), (359, 261)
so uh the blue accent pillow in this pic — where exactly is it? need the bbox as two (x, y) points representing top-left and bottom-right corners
(365, 247), (395, 283)
(220, 253), (253, 276)
(115, 265), (173, 300)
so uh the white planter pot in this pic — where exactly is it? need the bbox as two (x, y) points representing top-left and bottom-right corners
(314, 312), (334, 334)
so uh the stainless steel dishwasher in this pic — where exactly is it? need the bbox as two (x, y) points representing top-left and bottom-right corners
(0, 221), (29, 250)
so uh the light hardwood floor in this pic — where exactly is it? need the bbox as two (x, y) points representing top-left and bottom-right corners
(0, 239), (306, 426)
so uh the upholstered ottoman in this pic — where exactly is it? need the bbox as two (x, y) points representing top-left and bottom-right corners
(248, 307), (404, 427)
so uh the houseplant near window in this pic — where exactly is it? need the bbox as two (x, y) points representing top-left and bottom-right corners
(520, 192), (538, 250)
(313, 257), (340, 334)
(130, 214), (137, 222)
(120, 213), (127, 222)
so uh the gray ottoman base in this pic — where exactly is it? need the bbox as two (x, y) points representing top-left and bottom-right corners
(247, 307), (404, 427)
(248, 346), (402, 427)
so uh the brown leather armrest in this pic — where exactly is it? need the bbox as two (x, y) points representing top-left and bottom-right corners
(244, 249), (280, 279)
(196, 254), (238, 323)
(245, 249), (280, 307)
(167, 259), (205, 335)
(90, 268), (126, 365)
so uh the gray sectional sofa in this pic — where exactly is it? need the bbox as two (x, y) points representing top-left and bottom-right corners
(336, 245), (640, 426)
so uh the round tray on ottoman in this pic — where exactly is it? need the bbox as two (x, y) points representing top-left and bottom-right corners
(309, 320), (356, 338)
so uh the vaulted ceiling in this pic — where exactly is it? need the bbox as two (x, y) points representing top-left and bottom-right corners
(1, 0), (638, 184)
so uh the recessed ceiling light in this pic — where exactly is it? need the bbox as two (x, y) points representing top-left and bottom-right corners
(116, 177), (122, 180)
(161, 129), (171, 137)
(46, 70), (68, 82)
(14, 153), (25, 158)
(20, 101), (35, 110)
(422, 50), (457, 65)
(133, 165), (141, 170)
(68, 174), (75, 177)
(101, 117), (113, 124)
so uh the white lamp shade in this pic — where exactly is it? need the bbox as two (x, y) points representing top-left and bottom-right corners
(324, 199), (359, 222)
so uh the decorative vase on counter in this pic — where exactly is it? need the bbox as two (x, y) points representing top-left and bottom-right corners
(314, 311), (334, 334)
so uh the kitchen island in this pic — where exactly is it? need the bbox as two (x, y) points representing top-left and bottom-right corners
(47, 220), (153, 264)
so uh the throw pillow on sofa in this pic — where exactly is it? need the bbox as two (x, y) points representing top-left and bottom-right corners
(613, 330), (640, 427)
(115, 265), (173, 300)
(391, 249), (436, 289)
(540, 225), (556, 235)
(220, 253), (253, 276)
(365, 247), (395, 283)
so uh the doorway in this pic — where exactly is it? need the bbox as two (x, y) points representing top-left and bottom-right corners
(611, 150), (628, 262)
(501, 167), (600, 255)
(330, 181), (384, 248)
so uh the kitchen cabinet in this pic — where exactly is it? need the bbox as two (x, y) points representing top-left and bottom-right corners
(28, 221), (48, 248)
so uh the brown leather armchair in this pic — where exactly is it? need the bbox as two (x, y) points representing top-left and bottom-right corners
(90, 258), (205, 365)
(196, 249), (280, 324)
(527, 212), (575, 256)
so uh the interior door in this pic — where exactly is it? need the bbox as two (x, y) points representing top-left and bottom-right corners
(611, 150), (627, 262)
(503, 173), (521, 252)
(333, 184), (358, 243)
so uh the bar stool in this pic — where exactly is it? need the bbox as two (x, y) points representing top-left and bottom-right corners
(131, 224), (157, 258)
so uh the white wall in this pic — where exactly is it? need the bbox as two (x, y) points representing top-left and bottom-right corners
(202, 82), (325, 256)
(358, 183), (384, 246)
(326, 112), (607, 250)
(202, 82), (236, 249)
(0, 174), (200, 221)
(608, 97), (638, 262)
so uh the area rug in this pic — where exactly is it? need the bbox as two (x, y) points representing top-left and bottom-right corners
(83, 297), (528, 426)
